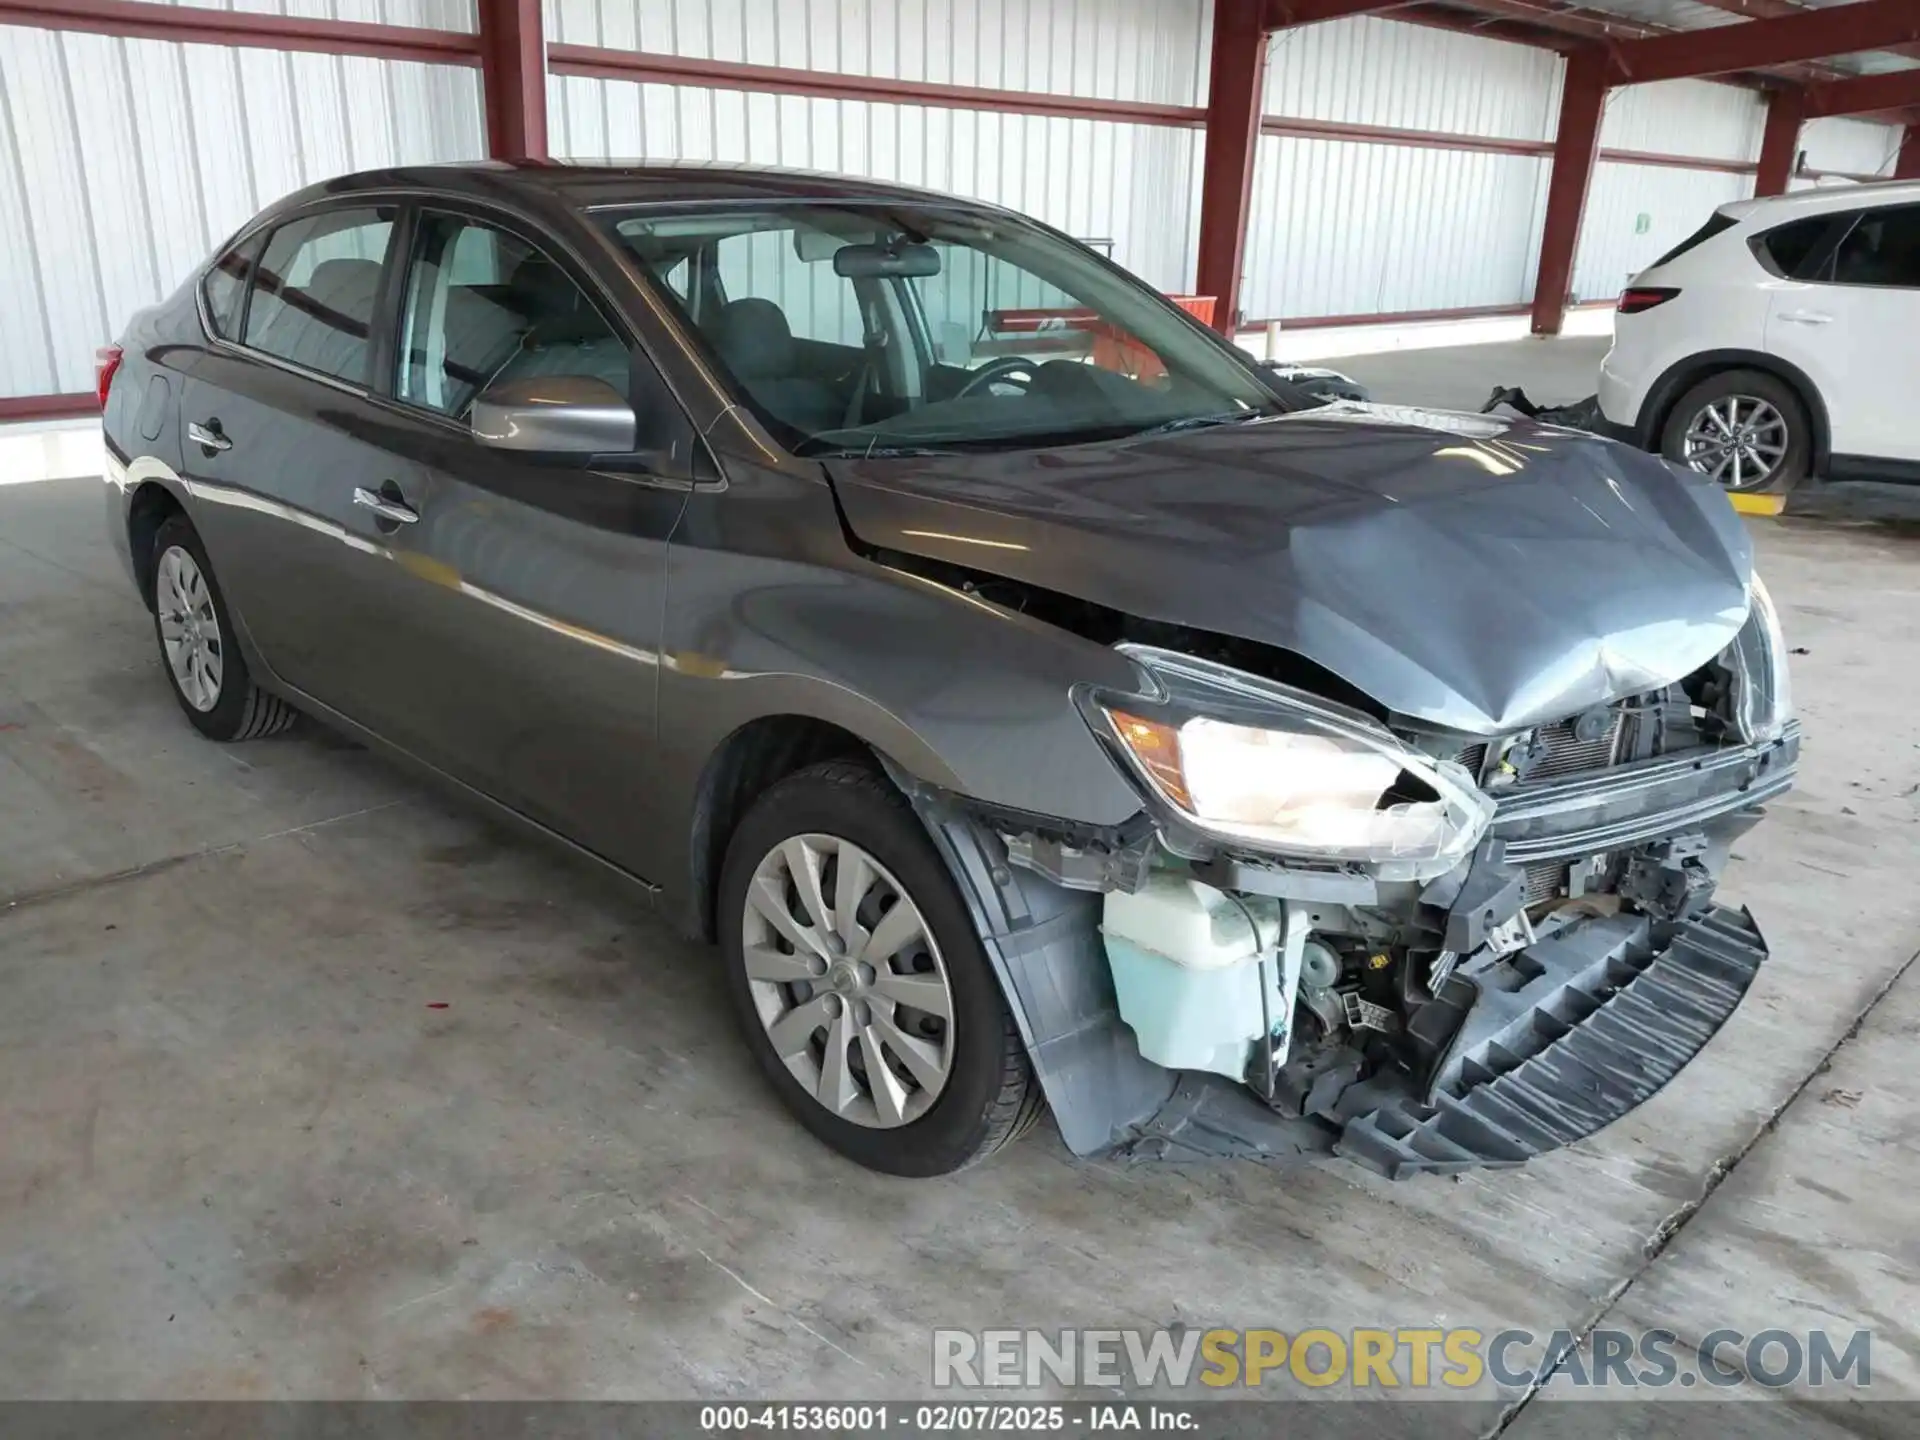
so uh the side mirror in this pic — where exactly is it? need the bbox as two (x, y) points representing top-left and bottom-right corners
(471, 375), (636, 454)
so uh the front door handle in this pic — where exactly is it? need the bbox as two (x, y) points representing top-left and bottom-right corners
(187, 419), (231, 453)
(353, 486), (419, 525)
(1778, 310), (1833, 325)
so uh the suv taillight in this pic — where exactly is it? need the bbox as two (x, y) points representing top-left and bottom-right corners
(1618, 288), (1680, 315)
(95, 345), (124, 409)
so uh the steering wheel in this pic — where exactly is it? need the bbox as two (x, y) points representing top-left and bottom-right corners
(954, 357), (1039, 400)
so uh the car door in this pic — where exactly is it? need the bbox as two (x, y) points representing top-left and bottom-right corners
(1766, 202), (1920, 466)
(359, 206), (694, 881)
(177, 203), (432, 723)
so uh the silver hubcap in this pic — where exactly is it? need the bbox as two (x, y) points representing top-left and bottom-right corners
(156, 546), (223, 712)
(1682, 396), (1788, 491)
(741, 834), (955, 1129)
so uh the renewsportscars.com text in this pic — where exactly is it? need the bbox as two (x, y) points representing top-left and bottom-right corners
(932, 1326), (1872, 1392)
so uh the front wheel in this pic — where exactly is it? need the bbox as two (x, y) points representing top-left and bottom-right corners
(1660, 369), (1810, 494)
(717, 762), (1042, 1176)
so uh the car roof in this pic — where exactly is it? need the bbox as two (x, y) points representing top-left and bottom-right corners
(276, 159), (1017, 220)
(1719, 177), (1920, 226)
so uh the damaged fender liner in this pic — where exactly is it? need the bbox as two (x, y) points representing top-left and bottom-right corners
(1337, 905), (1767, 1178)
(895, 767), (1335, 1163)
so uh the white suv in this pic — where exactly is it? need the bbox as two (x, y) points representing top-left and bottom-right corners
(1598, 179), (1920, 493)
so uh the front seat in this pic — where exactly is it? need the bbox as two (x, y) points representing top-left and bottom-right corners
(711, 298), (844, 436)
(494, 256), (630, 391)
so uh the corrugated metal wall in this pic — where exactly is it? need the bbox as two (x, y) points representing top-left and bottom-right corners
(1597, 78), (1762, 161)
(1243, 140), (1549, 321)
(1263, 15), (1560, 140)
(0, 0), (1894, 401)
(1244, 18), (1556, 322)
(1573, 162), (1751, 301)
(548, 79), (1203, 295)
(1569, 80), (1760, 301)
(543, 0), (1210, 295)
(544, 0), (1210, 105)
(0, 24), (484, 398)
(1798, 116), (1902, 178)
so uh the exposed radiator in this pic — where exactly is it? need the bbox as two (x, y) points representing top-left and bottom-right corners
(1529, 713), (1625, 779)
(1522, 860), (1565, 907)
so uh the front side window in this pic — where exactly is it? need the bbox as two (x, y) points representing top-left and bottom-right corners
(244, 207), (394, 384)
(605, 204), (1281, 455)
(395, 213), (628, 418)
(1830, 204), (1920, 289)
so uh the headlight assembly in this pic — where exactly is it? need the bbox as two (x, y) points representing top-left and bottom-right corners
(1086, 646), (1495, 873)
(1724, 571), (1793, 744)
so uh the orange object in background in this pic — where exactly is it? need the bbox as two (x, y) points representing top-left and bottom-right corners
(983, 295), (1217, 381)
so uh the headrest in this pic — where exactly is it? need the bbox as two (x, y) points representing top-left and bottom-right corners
(506, 256), (607, 347)
(300, 258), (382, 323)
(712, 297), (795, 381)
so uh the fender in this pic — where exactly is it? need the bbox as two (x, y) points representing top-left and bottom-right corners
(1634, 348), (1831, 471)
(894, 767), (1331, 1164)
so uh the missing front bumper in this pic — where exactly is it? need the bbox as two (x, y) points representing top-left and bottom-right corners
(1335, 904), (1767, 1178)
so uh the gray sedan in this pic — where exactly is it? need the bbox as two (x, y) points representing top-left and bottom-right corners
(102, 163), (1797, 1178)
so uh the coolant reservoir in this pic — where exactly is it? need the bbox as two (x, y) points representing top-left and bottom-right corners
(1101, 874), (1284, 1080)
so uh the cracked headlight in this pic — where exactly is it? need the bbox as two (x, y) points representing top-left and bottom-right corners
(1725, 572), (1793, 743)
(1087, 646), (1495, 870)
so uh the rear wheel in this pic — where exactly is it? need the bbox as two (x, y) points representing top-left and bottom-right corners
(1660, 369), (1809, 494)
(148, 514), (298, 741)
(717, 761), (1041, 1176)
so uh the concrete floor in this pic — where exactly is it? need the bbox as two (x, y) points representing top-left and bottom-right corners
(3, 347), (1918, 1424)
(1325, 335), (1613, 414)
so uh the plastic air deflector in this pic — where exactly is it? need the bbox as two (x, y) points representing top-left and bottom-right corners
(1336, 905), (1766, 1178)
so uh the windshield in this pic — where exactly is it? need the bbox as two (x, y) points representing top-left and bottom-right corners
(602, 202), (1284, 454)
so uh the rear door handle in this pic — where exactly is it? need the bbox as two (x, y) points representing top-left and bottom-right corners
(187, 419), (231, 452)
(1778, 310), (1833, 325)
(352, 486), (419, 525)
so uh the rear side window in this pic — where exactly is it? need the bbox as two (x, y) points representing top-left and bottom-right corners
(202, 238), (257, 337)
(1650, 211), (1737, 269)
(1830, 204), (1920, 289)
(1751, 215), (1839, 280)
(244, 207), (396, 385)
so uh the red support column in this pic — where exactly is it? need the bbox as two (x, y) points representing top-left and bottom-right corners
(1754, 88), (1804, 197)
(1194, 0), (1272, 336)
(478, 0), (547, 161)
(1898, 124), (1920, 181)
(1530, 51), (1607, 337)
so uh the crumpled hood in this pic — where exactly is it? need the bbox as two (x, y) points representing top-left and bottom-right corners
(826, 403), (1754, 736)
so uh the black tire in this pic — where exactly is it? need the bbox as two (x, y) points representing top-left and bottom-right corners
(148, 514), (298, 742)
(1660, 368), (1810, 495)
(717, 761), (1041, 1176)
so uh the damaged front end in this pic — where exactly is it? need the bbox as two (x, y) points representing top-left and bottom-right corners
(909, 577), (1799, 1178)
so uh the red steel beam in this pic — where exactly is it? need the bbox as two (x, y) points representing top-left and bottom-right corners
(478, 0), (547, 159)
(1194, 0), (1273, 334)
(1754, 87), (1806, 196)
(1605, 0), (1920, 85)
(1686, 0), (1920, 68)
(1262, 114), (1551, 155)
(0, 0), (479, 64)
(1900, 125), (1920, 180)
(1262, 0), (1402, 23)
(1807, 67), (1920, 119)
(1260, 113), (1763, 175)
(1531, 50), (1607, 337)
(0, 393), (97, 422)
(1392, 3), (1590, 53)
(548, 45), (1206, 128)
